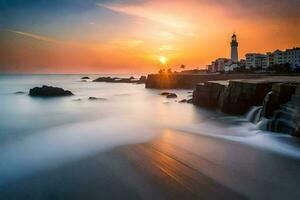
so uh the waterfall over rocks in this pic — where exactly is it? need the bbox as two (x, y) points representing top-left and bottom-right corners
(246, 106), (263, 124)
(246, 83), (300, 136)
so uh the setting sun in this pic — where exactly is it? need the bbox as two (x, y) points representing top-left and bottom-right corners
(159, 56), (167, 64)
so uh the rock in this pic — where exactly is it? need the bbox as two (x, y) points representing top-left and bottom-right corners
(219, 81), (272, 114)
(260, 83), (296, 118)
(14, 91), (26, 94)
(93, 76), (144, 84)
(88, 97), (107, 101)
(193, 82), (226, 108)
(166, 93), (177, 98)
(187, 98), (193, 103)
(81, 76), (90, 79)
(93, 77), (117, 82)
(192, 80), (273, 114)
(136, 76), (147, 84)
(160, 92), (170, 96)
(145, 73), (265, 89)
(29, 85), (73, 97)
(179, 99), (187, 103)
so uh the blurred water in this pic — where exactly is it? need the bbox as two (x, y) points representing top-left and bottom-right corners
(0, 74), (204, 183)
(0, 74), (300, 195)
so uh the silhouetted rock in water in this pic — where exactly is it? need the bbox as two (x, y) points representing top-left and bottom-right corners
(187, 98), (193, 104)
(88, 97), (107, 101)
(14, 91), (26, 94)
(93, 76), (146, 84)
(179, 99), (187, 103)
(29, 85), (73, 97)
(160, 92), (171, 96)
(81, 76), (90, 79)
(166, 93), (177, 98)
(187, 91), (193, 94)
(136, 76), (147, 84)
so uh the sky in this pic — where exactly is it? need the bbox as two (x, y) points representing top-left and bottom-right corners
(0, 0), (300, 74)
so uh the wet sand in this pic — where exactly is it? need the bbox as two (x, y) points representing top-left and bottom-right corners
(1, 129), (300, 200)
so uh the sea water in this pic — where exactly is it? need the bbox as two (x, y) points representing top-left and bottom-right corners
(1, 74), (300, 199)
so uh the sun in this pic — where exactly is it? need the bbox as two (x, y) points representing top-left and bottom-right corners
(159, 56), (167, 64)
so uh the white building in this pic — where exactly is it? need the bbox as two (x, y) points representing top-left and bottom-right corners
(210, 58), (231, 72)
(245, 53), (268, 70)
(267, 48), (300, 70)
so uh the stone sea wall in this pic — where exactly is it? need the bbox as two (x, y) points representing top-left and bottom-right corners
(145, 74), (265, 89)
(192, 80), (300, 136)
(193, 80), (272, 114)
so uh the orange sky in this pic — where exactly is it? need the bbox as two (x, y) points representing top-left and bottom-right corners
(0, 0), (300, 74)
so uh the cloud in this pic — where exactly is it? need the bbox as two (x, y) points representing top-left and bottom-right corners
(97, 2), (189, 29)
(9, 30), (59, 43)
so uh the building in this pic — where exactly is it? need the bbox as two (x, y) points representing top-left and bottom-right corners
(230, 33), (239, 63)
(245, 53), (268, 70)
(209, 58), (231, 72)
(267, 48), (300, 70)
(239, 59), (246, 68)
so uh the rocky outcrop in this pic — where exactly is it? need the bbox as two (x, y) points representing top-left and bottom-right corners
(260, 83), (296, 118)
(81, 76), (90, 79)
(29, 85), (73, 97)
(192, 78), (300, 136)
(220, 81), (272, 114)
(166, 93), (177, 98)
(93, 76), (146, 84)
(146, 74), (265, 89)
(193, 82), (226, 108)
(263, 84), (300, 136)
(193, 80), (272, 114)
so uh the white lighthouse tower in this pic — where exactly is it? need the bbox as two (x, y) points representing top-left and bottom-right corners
(230, 33), (238, 63)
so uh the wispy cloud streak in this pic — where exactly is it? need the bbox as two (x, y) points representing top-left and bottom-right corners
(9, 30), (59, 43)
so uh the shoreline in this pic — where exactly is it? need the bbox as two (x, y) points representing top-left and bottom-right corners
(2, 129), (300, 199)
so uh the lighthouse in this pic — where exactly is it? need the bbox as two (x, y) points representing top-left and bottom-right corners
(230, 33), (238, 63)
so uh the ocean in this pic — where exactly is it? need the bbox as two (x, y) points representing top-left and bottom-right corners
(0, 74), (300, 199)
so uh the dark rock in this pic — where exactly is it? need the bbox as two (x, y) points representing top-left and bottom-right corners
(93, 76), (145, 84)
(81, 76), (90, 79)
(179, 99), (187, 103)
(166, 93), (177, 98)
(14, 91), (26, 94)
(145, 73), (265, 89)
(187, 98), (193, 103)
(260, 83), (296, 118)
(193, 80), (273, 114)
(136, 76), (147, 84)
(160, 92), (170, 96)
(219, 81), (272, 114)
(29, 85), (73, 97)
(88, 97), (107, 101)
(192, 82), (226, 108)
